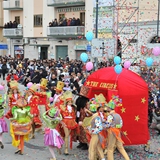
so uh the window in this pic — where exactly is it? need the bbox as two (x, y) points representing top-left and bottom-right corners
(34, 15), (43, 27)
(15, 16), (20, 24)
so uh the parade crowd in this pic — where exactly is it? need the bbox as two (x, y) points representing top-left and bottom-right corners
(0, 56), (160, 160)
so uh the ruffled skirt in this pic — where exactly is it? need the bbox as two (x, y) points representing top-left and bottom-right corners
(11, 121), (32, 136)
(0, 118), (8, 133)
(44, 128), (64, 148)
(62, 118), (78, 130)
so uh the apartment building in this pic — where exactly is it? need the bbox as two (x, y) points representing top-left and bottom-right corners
(2, 0), (160, 61)
(0, 0), (7, 55)
(3, 0), (93, 60)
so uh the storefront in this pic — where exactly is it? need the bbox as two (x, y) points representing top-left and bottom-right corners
(0, 44), (8, 56)
(56, 46), (68, 60)
(14, 45), (24, 59)
(74, 45), (87, 60)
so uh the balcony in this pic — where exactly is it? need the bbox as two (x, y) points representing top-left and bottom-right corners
(3, 0), (23, 10)
(47, 0), (85, 7)
(47, 26), (85, 38)
(3, 28), (23, 38)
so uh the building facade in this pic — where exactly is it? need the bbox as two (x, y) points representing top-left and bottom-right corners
(0, 0), (7, 55)
(3, 0), (93, 60)
(2, 0), (160, 61)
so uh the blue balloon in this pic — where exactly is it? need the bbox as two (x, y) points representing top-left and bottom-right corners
(86, 31), (94, 41)
(146, 57), (153, 67)
(80, 52), (88, 62)
(114, 56), (121, 65)
(114, 64), (122, 74)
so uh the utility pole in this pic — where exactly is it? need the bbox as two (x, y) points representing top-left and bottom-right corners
(94, 0), (99, 70)
(157, 0), (160, 38)
(95, 0), (98, 38)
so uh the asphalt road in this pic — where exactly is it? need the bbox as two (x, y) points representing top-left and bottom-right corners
(0, 78), (160, 160)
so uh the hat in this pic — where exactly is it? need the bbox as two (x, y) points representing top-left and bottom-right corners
(16, 97), (27, 107)
(40, 78), (48, 89)
(95, 94), (106, 105)
(10, 80), (18, 90)
(80, 86), (90, 98)
(56, 81), (64, 92)
(108, 95), (122, 110)
(63, 91), (73, 102)
(28, 84), (38, 94)
(89, 98), (99, 112)
(48, 108), (59, 118)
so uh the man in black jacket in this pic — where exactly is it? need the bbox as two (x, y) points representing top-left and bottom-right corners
(48, 73), (58, 97)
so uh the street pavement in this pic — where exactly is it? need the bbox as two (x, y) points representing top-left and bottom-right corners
(0, 79), (160, 160)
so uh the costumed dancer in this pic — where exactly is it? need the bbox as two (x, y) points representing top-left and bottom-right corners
(36, 78), (50, 132)
(59, 91), (79, 155)
(25, 84), (42, 139)
(0, 85), (8, 149)
(87, 97), (106, 160)
(6, 80), (21, 119)
(5, 81), (22, 147)
(105, 96), (130, 160)
(53, 81), (65, 106)
(75, 85), (92, 150)
(43, 107), (64, 160)
(10, 97), (33, 155)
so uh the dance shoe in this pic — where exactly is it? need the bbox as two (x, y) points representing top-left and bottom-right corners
(0, 141), (4, 149)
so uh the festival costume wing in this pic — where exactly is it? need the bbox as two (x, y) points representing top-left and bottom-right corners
(82, 116), (93, 128)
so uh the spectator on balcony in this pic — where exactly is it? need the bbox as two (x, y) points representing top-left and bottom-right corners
(49, 22), (53, 27)
(67, 18), (72, 26)
(53, 19), (58, 27)
(70, 17), (76, 26)
(59, 16), (63, 26)
(12, 21), (18, 28)
(59, 18), (67, 26)
(76, 18), (81, 26)
(4, 23), (7, 28)
(9, 21), (13, 28)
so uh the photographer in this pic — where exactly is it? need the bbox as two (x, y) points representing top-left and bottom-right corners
(6, 70), (19, 82)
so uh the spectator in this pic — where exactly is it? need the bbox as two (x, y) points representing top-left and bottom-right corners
(76, 18), (81, 26)
(70, 17), (76, 26)
(53, 19), (58, 27)
(1, 61), (8, 80)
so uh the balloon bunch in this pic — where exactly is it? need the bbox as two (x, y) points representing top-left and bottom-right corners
(80, 31), (94, 71)
(114, 56), (122, 74)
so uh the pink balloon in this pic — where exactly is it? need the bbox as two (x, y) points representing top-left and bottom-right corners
(0, 85), (4, 91)
(27, 82), (33, 88)
(86, 62), (93, 71)
(152, 47), (160, 56)
(124, 61), (131, 69)
(49, 97), (54, 102)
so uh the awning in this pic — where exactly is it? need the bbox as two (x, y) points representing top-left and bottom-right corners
(0, 44), (8, 50)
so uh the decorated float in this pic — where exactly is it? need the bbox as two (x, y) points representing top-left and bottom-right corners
(85, 67), (150, 150)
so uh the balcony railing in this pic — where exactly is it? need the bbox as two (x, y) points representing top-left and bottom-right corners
(47, 26), (85, 38)
(3, 28), (23, 38)
(47, 0), (85, 7)
(3, 0), (23, 10)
